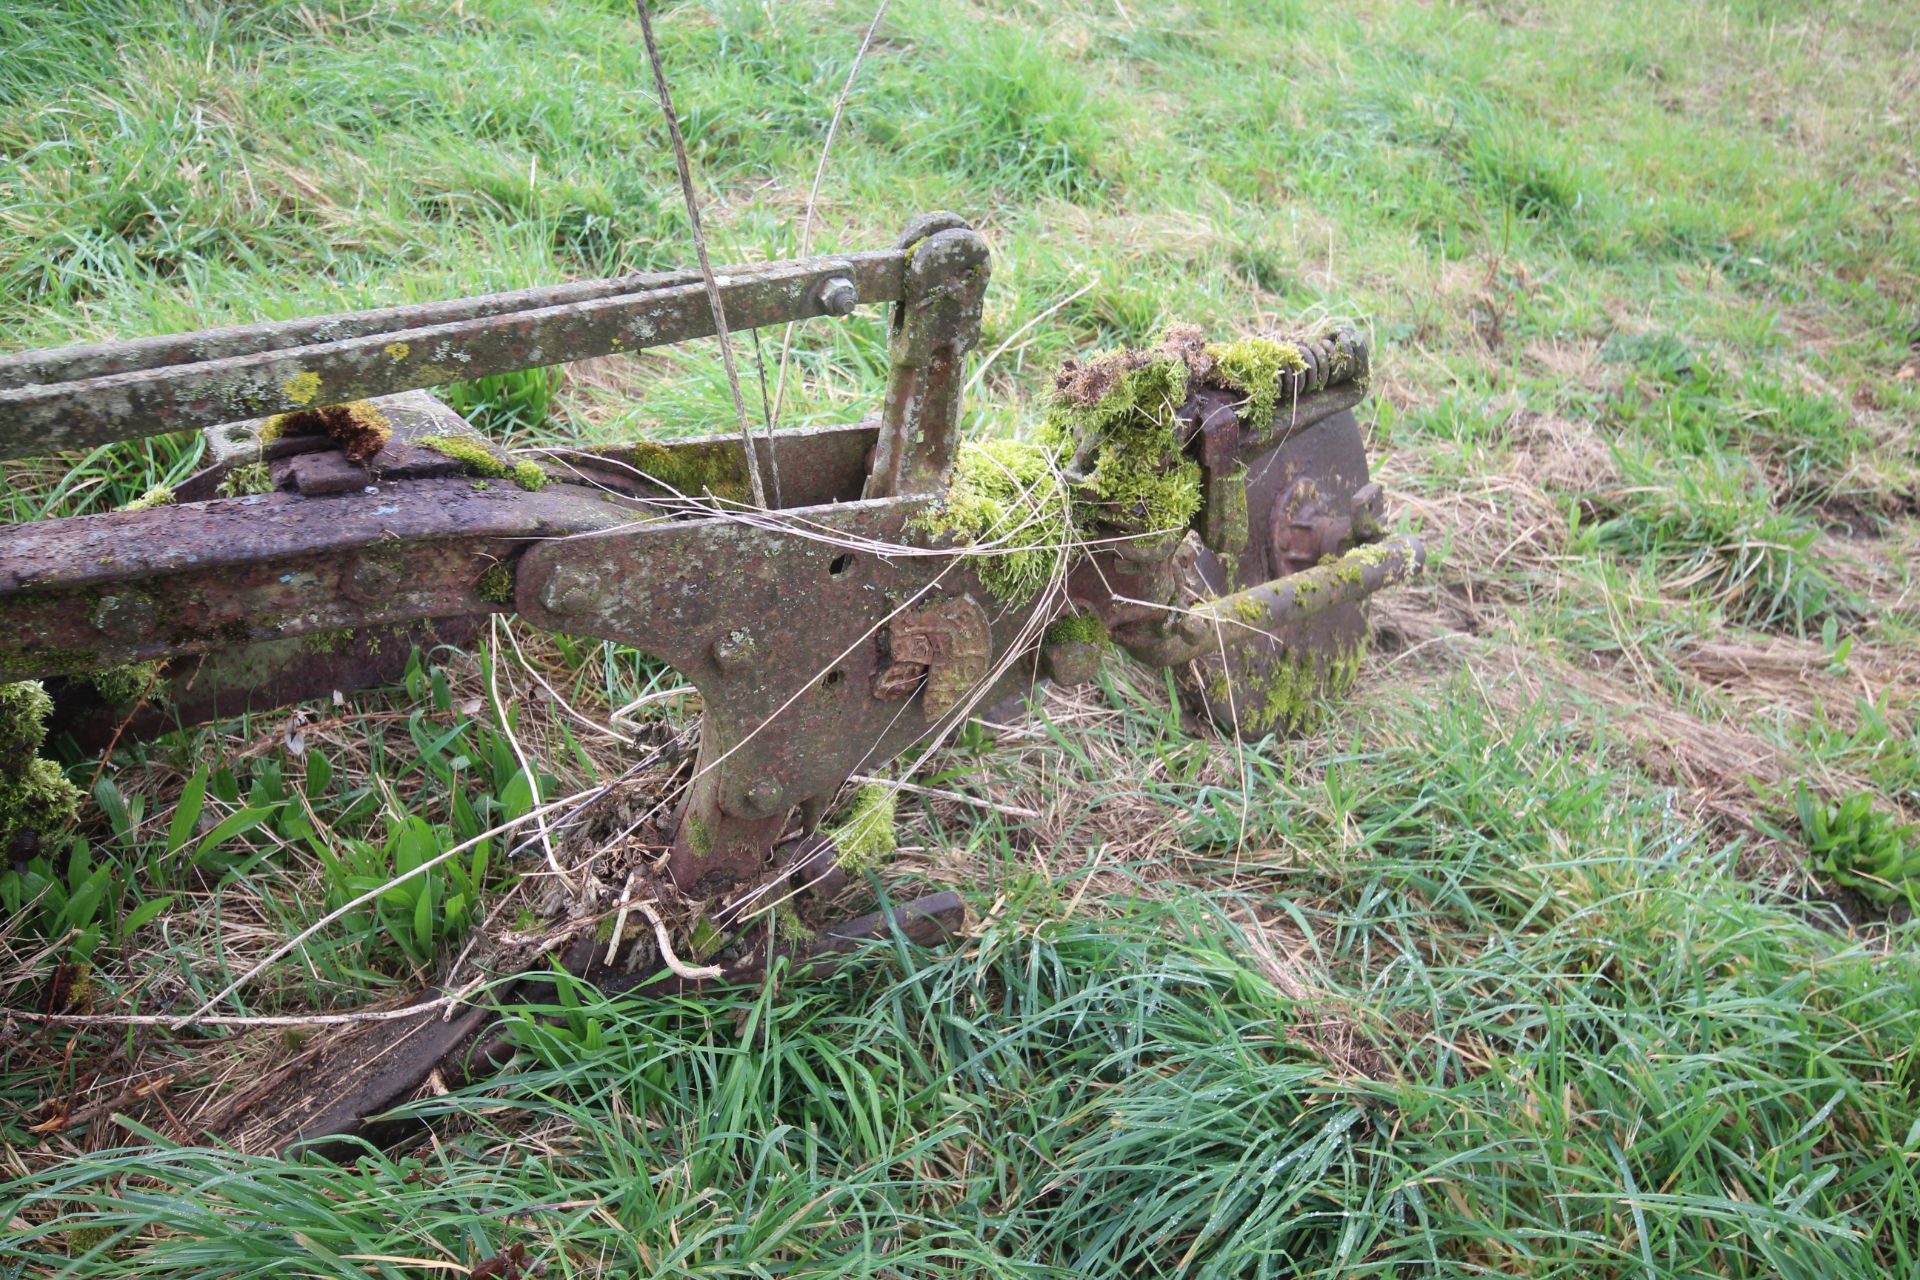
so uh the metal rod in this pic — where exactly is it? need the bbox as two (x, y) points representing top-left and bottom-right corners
(0, 254), (900, 460)
(0, 252), (903, 392)
(635, 0), (768, 509)
(1114, 534), (1426, 668)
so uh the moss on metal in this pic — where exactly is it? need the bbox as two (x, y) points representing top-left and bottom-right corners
(85, 660), (166, 707)
(119, 485), (174, 513)
(622, 439), (751, 503)
(1205, 336), (1307, 428)
(829, 783), (898, 873)
(476, 562), (516, 605)
(1043, 612), (1109, 646)
(302, 627), (355, 656)
(415, 435), (549, 490)
(918, 436), (1073, 606)
(217, 462), (275, 497)
(1042, 353), (1202, 537)
(0, 681), (82, 851)
(1207, 639), (1364, 737)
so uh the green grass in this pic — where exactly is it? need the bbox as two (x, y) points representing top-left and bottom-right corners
(4, 0), (1920, 1275)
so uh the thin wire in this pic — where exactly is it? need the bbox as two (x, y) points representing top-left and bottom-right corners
(770, 0), (892, 427)
(750, 327), (782, 507)
(635, 0), (769, 509)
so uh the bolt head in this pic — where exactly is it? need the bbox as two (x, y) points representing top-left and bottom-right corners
(817, 276), (858, 317)
(344, 559), (399, 602)
(737, 777), (787, 820)
(538, 564), (603, 615)
(711, 627), (755, 673)
(89, 593), (156, 642)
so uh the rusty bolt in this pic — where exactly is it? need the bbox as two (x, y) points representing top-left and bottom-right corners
(711, 627), (755, 674)
(89, 593), (155, 642)
(538, 563), (604, 615)
(344, 558), (399, 603)
(1040, 639), (1102, 687)
(737, 777), (788, 820)
(817, 276), (858, 317)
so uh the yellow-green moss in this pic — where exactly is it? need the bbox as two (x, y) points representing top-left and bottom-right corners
(417, 434), (502, 472)
(1044, 612), (1109, 646)
(217, 462), (274, 497)
(281, 370), (322, 405)
(85, 660), (165, 707)
(417, 435), (547, 490)
(1043, 355), (1202, 537)
(1205, 337), (1307, 428)
(829, 783), (898, 873)
(774, 900), (815, 942)
(0, 682), (83, 849)
(688, 915), (728, 960)
(623, 440), (751, 503)
(1231, 641), (1365, 736)
(476, 562), (515, 605)
(119, 485), (174, 513)
(918, 437), (1072, 606)
(302, 627), (355, 656)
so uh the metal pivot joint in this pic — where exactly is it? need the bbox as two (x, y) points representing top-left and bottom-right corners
(863, 213), (990, 500)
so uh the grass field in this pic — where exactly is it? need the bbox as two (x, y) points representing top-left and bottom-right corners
(4, 0), (1920, 1275)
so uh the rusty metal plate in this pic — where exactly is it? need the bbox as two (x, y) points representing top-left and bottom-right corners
(515, 495), (1044, 828)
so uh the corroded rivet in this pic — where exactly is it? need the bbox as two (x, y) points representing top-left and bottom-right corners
(1040, 640), (1102, 687)
(89, 594), (155, 642)
(817, 276), (858, 317)
(711, 627), (755, 674)
(538, 563), (603, 615)
(738, 778), (787, 820)
(344, 559), (399, 603)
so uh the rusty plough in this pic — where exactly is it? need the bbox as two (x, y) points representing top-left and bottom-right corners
(0, 213), (1421, 1149)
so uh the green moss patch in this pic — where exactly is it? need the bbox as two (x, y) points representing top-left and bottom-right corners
(1208, 640), (1364, 737)
(476, 562), (516, 605)
(623, 440), (751, 503)
(216, 462), (275, 497)
(829, 783), (898, 874)
(0, 681), (82, 851)
(118, 485), (174, 513)
(919, 436), (1073, 606)
(1044, 612), (1109, 646)
(84, 660), (165, 707)
(1205, 336), (1307, 428)
(417, 435), (549, 490)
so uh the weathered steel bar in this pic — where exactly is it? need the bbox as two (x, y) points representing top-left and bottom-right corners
(0, 479), (632, 680)
(1, 269), (703, 392)
(0, 250), (904, 390)
(864, 217), (989, 498)
(0, 252), (904, 460)
(1112, 533), (1426, 668)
